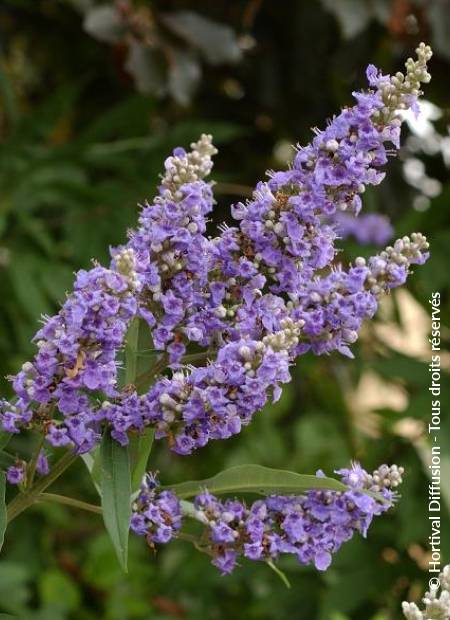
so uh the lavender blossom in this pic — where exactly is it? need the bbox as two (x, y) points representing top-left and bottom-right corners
(126, 134), (217, 363)
(0, 45), (433, 461)
(6, 462), (26, 485)
(131, 463), (402, 574)
(131, 473), (182, 545)
(195, 462), (401, 574)
(1, 249), (138, 452)
(335, 213), (394, 245)
(98, 325), (295, 452)
(36, 451), (50, 476)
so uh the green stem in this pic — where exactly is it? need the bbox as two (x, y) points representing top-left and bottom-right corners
(6, 451), (78, 524)
(125, 317), (140, 386)
(135, 353), (169, 390)
(134, 351), (212, 390)
(179, 352), (211, 366)
(26, 433), (46, 489)
(177, 532), (213, 556)
(39, 493), (102, 515)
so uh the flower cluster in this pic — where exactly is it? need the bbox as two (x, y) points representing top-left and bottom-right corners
(0, 45), (432, 459)
(99, 45), (432, 453)
(130, 473), (182, 545)
(2, 251), (138, 453)
(6, 450), (49, 485)
(402, 565), (450, 620)
(139, 321), (297, 454)
(131, 463), (402, 574)
(335, 213), (394, 245)
(126, 134), (217, 363)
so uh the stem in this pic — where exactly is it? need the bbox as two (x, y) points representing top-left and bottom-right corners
(177, 532), (213, 556)
(180, 352), (211, 366)
(6, 451), (78, 524)
(26, 433), (46, 489)
(125, 317), (140, 386)
(180, 499), (208, 524)
(39, 493), (102, 515)
(135, 353), (169, 390)
(134, 351), (212, 391)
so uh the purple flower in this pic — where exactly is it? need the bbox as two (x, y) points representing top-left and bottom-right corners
(130, 463), (402, 575)
(0, 48), (432, 456)
(7, 463), (25, 485)
(336, 213), (394, 245)
(36, 451), (50, 476)
(131, 474), (182, 546)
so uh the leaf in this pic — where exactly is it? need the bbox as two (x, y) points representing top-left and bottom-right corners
(167, 464), (347, 499)
(0, 472), (6, 553)
(99, 432), (131, 572)
(0, 431), (12, 452)
(124, 317), (140, 386)
(8, 256), (51, 321)
(39, 568), (81, 612)
(80, 449), (101, 496)
(130, 428), (155, 493)
(123, 319), (154, 491)
(161, 11), (242, 65)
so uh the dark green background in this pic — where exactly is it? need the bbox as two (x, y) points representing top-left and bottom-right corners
(0, 1), (449, 618)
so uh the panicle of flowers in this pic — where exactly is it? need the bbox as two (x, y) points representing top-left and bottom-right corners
(402, 565), (450, 620)
(130, 472), (182, 545)
(5, 450), (49, 486)
(98, 320), (300, 451)
(0, 46), (433, 461)
(142, 43), (433, 359)
(197, 462), (400, 574)
(111, 44), (432, 453)
(126, 134), (217, 363)
(287, 231), (429, 358)
(131, 462), (401, 574)
(164, 45), (432, 352)
(1, 248), (139, 453)
(335, 212), (394, 245)
(371, 42), (432, 123)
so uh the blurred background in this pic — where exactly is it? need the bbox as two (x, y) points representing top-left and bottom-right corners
(0, 0), (449, 618)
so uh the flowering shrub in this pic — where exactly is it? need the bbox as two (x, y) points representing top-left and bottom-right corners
(0, 44), (433, 581)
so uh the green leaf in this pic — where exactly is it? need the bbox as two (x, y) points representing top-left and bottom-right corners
(80, 449), (101, 496)
(124, 317), (140, 386)
(130, 428), (155, 493)
(100, 432), (131, 572)
(39, 568), (81, 612)
(167, 464), (347, 499)
(0, 431), (12, 452)
(123, 318), (155, 492)
(0, 471), (6, 553)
